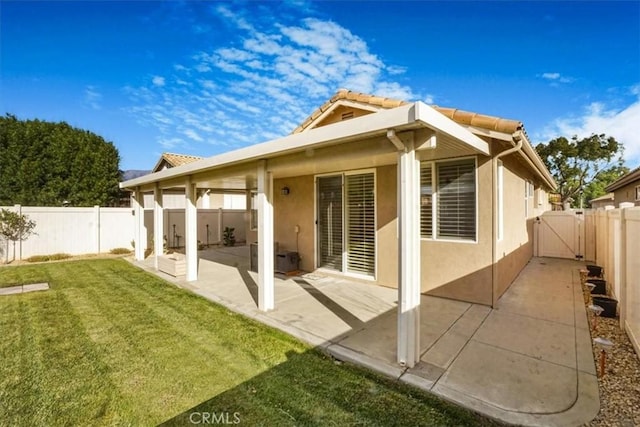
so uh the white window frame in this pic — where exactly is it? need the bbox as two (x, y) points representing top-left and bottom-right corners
(635, 185), (640, 201)
(420, 156), (478, 243)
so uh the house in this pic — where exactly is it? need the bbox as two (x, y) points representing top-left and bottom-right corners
(589, 193), (614, 209)
(605, 166), (640, 207)
(120, 89), (556, 367)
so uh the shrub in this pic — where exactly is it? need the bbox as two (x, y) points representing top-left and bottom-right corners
(25, 253), (71, 263)
(26, 255), (50, 263)
(110, 248), (132, 255)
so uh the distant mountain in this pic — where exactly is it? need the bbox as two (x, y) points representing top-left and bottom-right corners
(122, 170), (151, 180)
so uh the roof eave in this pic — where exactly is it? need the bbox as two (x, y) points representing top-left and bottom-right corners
(121, 101), (492, 190)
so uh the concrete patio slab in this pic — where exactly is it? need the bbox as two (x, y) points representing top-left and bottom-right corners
(130, 252), (599, 426)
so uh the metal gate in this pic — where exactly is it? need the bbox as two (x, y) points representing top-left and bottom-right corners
(534, 211), (591, 260)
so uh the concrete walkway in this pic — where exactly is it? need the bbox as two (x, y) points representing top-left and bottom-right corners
(0, 282), (49, 295)
(133, 251), (599, 426)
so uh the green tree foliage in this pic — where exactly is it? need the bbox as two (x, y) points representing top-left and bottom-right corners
(535, 134), (628, 207)
(0, 208), (36, 263)
(0, 114), (122, 206)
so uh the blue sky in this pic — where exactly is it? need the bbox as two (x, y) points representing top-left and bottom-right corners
(2, 1), (639, 170)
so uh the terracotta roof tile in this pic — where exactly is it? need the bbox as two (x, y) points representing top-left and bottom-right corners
(292, 89), (522, 135)
(153, 152), (203, 172)
(162, 153), (203, 167)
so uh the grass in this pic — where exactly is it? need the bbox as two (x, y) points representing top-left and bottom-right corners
(0, 259), (497, 426)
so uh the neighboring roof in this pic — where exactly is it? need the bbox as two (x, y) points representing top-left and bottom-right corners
(605, 166), (640, 192)
(292, 88), (523, 135)
(590, 193), (614, 203)
(152, 153), (203, 173)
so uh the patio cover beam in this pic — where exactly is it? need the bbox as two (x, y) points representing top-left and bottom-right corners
(153, 184), (164, 269)
(395, 132), (421, 368)
(185, 176), (198, 281)
(257, 160), (275, 311)
(133, 187), (146, 261)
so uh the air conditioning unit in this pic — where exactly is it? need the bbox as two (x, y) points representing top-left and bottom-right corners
(276, 251), (299, 273)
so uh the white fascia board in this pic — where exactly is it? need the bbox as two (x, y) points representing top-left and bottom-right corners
(414, 102), (490, 156)
(120, 103), (420, 189)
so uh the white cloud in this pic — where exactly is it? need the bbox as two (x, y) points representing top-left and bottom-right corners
(540, 72), (574, 84)
(126, 5), (419, 154)
(83, 85), (102, 110)
(152, 76), (166, 86)
(539, 90), (640, 165)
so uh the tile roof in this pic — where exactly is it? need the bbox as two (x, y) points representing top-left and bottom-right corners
(292, 89), (524, 135)
(605, 166), (640, 192)
(152, 152), (203, 172)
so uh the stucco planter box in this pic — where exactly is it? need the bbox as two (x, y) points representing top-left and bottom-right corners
(158, 253), (186, 277)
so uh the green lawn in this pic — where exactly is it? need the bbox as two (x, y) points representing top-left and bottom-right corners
(0, 259), (496, 426)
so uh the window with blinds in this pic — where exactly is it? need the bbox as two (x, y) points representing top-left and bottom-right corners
(420, 165), (433, 237)
(437, 160), (476, 240)
(345, 173), (375, 275)
(420, 159), (477, 241)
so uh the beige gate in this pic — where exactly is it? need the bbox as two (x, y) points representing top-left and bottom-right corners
(534, 211), (590, 260)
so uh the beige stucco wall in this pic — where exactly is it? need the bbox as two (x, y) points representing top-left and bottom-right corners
(613, 181), (640, 207)
(273, 175), (315, 272)
(266, 139), (548, 307)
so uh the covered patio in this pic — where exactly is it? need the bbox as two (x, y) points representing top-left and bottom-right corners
(121, 101), (490, 368)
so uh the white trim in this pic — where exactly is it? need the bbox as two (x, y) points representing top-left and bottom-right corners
(635, 185), (640, 201)
(303, 100), (382, 132)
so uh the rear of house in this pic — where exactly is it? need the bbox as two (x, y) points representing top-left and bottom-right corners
(121, 89), (556, 367)
(240, 90), (554, 306)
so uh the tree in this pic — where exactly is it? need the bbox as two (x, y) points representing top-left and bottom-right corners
(0, 209), (36, 263)
(0, 114), (122, 206)
(535, 134), (628, 208)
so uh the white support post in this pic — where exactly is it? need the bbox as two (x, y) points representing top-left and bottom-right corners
(185, 177), (198, 281)
(153, 184), (164, 270)
(133, 188), (146, 261)
(257, 160), (275, 311)
(397, 134), (421, 368)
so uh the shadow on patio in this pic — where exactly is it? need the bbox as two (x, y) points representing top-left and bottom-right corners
(135, 249), (599, 426)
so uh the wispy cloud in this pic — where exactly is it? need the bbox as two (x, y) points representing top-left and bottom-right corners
(83, 85), (102, 110)
(538, 85), (640, 165)
(152, 76), (166, 87)
(539, 72), (574, 84)
(125, 4), (418, 155)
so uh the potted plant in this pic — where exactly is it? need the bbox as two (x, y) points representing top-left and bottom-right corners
(223, 227), (236, 247)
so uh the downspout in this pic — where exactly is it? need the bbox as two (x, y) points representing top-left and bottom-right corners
(491, 131), (524, 307)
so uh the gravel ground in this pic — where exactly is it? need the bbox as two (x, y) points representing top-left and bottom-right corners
(584, 294), (640, 427)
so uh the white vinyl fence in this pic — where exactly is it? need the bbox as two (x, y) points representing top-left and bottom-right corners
(0, 205), (135, 260)
(0, 205), (248, 261)
(592, 205), (640, 359)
